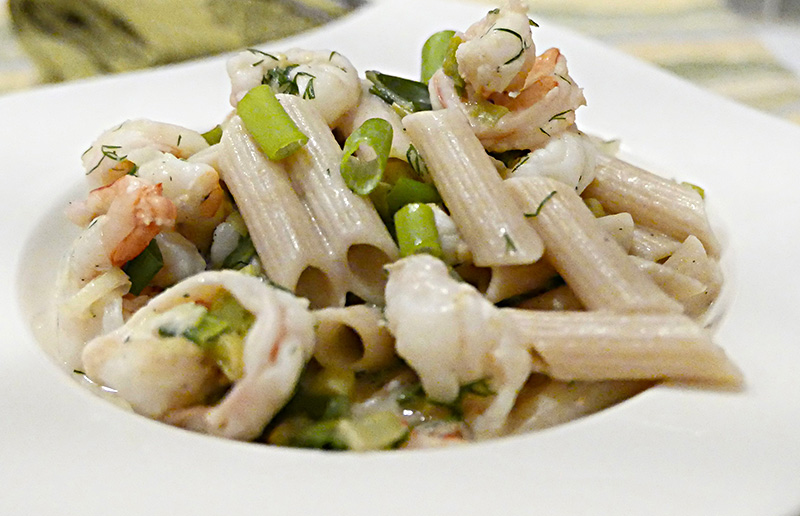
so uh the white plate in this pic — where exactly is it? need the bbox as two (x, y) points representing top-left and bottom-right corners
(2, 1), (799, 514)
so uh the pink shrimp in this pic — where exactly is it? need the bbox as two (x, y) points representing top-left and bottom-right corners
(65, 175), (177, 268)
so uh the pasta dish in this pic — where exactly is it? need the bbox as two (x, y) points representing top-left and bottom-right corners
(55, 0), (740, 450)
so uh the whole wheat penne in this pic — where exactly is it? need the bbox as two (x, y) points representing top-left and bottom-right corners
(313, 305), (397, 372)
(631, 255), (708, 309)
(505, 309), (741, 385)
(631, 225), (682, 262)
(485, 261), (558, 303)
(664, 235), (724, 319)
(507, 176), (683, 313)
(584, 154), (720, 257)
(504, 376), (652, 434)
(596, 212), (635, 252)
(514, 284), (583, 311)
(279, 94), (399, 304)
(403, 108), (544, 266)
(218, 116), (344, 308)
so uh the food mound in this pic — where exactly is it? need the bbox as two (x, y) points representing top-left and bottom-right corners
(55, 0), (740, 451)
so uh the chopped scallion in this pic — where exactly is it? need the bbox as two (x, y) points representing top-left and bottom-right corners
(394, 203), (443, 259)
(201, 124), (223, 145)
(365, 71), (432, 116)
(340, 118), (393, 195)
(421, 30), (456, 84)
(237, 84), (308, 160)
(386, 177), (442, 216)
(122, 239), (163, 295)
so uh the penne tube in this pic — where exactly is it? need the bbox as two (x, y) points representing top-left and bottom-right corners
(583, 154), (720, 257)
(507, 176), (683, 313)
(505, 309), (742, 385)
(631, 225), (682, 262)
(504, 376), (652, 434)
(218, 116), (344, 308)
(485, 261), (558, 303)
(313, 305), (397, 372)
(279, 94), (400, 304)
(514, 284), (583, 311)
(403, 108), (544, 266)
(664, 235), (724, 320)
(630, 255), (712, 319)
(596, 212), (634, 253)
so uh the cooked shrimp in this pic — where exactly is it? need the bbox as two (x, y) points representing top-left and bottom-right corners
(456, 0), (537, 98)
(431, 48), (585, 151)
(65, 175), (177, 266)
(56, 176), (178, 367)
(81, 119), (209, 188)
(227, 48), (361, 127)
(135, 153), (228, 250)
(384, 254), (532, 438)
(81, 271), (316, 441)
(506, 130), (598, 193)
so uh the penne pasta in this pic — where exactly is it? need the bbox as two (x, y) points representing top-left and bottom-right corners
(514, 284), (583, 311)
(505, 309), (741, 385)
(313, 305), (397, 372)
(504, 376), (652, 434)
(403, 108), (544, 266)
(279, 94), (400, 304)
(485, 261), (558, 304)
(507, 176), (684, 313)
(596, 212), (635, 253)
(218, 116), (345, 308)
(630, 225), (682, 262)
(584, 154), (720, 258)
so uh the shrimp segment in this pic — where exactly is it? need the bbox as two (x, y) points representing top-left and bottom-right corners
(429, 2), (585, 152)
(456, 0), (536, 98)
(384, 255), (532, 438)
(81, 119), (209, 188)
(81, 271), (316, 441)
(66, 175), (177, 267)
(227, 48), (361, 128)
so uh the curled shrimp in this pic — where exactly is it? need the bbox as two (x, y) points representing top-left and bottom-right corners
(81, 119), (209, 188)
(429, 3), (586, 152)
(81, 271), (316, 441)
(56, 176), (177, 368)
(136, 153), (229, 251)
(384, 254), (532, 438)
(227, 48), (361, 127)
(65, 175), (177, 267)
(456, 0), (537, 98)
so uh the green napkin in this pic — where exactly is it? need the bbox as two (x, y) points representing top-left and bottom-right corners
(8, 0), (363, 82)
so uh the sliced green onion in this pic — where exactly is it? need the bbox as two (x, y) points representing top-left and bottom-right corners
(365, 71), (432, 116)
(201, 124), (223, 145)
(222, 234), (256, 270)
(468, 100), (510, 126)
(394, 203), (443, 258)
(421, 30), (456, 84)
(368, 181), (393, 227)
(335, 411), (408, 451)
(681, 181), (706, 199)
(340, 118), (393, 195)
(237, 84), (308, 160)
(386, 177), (442, 216)
(122, 239), (163, 295)
(441, 34), (466, 95)
(182, 313), (229, 347)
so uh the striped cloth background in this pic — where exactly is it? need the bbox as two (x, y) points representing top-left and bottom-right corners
(2, 0), (800, 123)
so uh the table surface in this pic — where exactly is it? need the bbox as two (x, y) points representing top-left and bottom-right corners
(3, 0), (800, 122)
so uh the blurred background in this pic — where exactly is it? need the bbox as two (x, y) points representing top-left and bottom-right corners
(2, 0), (800, 123)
